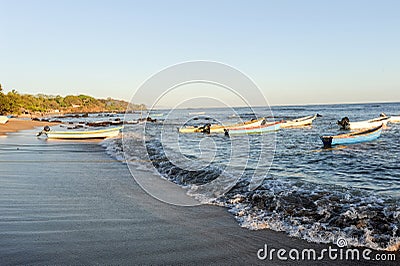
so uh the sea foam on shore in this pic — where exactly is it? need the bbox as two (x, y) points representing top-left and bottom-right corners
(104, 105), (400, 251)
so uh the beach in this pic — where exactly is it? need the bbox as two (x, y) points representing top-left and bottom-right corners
(0, 127), (398, 265)
(0, 118), (58, 136)
(1, 0), (399, 263)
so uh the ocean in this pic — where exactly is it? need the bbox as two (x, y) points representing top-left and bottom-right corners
(100, 102), (399, 250)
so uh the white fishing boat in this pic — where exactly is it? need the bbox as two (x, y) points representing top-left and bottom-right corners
(378, 113), (400, 124)
(227, 121), (281, 135)
(150, 113), (164, 117)
(0, 116), (9, 124)
(389, 116), (400, 123)
(338, 116), (389, 130)
(280, 114), (317, 128)
(188, 111), (206, 115)
(178, 118), (265, 133)
(37, 126), (122, 139)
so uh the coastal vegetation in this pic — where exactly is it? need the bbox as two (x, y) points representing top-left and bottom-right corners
(0, 84), (144, 115)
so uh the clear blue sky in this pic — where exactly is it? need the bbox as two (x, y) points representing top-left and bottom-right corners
(1, 0), (399, 106)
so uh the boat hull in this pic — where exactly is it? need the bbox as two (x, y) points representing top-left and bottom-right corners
(228, 121), (281, 135)
(348, 119), (388, 130)
(281, 114), (317, 128)
(188, 111), (205, 115)
(339, 116), (389, 130)
(389, 116), (400, 123)
(0, 116), (9, 124)
(321, 124), (383, 148)
(178, 118), (265, 133)
(44, 127), (122, 139)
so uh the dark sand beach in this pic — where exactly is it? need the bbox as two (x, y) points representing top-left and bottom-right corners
(0, 128), (398, 265)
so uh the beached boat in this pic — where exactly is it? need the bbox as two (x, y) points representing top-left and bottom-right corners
(227, 121), (281, 135)
(280, 114), (317, 128)
(178, 118), (265, 133)
(320, 124), (383, 148)
(0, 116), (9, 124)
(337, 116), (389, 130)
(37, 126), (122, 139)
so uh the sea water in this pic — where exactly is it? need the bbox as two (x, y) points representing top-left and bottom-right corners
(104, 102), (400, 251)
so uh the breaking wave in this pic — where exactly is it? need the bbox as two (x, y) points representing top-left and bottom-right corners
(102, 103), (400, 251)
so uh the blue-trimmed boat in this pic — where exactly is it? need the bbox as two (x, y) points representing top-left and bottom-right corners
(320, 124), (383, 148)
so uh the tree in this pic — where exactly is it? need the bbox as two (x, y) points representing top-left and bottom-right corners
(0, 87), (138, 115)
(0, 83), (9, 114)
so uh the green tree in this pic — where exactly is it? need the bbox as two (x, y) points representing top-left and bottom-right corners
(0, 86), (139, 114)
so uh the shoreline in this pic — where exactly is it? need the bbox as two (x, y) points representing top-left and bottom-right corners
(0, 129), (398, 264)
(0, 118), (59, 136)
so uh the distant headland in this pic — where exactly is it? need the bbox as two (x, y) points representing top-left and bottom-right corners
(0, 84), (145, 116)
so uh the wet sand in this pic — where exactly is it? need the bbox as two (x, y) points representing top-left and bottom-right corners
(0, 130), (398, 265)
(0, 118), (58, 136)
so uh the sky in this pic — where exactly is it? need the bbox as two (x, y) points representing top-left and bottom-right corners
(0, 0), (399, 107)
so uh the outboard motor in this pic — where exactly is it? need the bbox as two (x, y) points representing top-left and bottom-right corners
(37, 125), (51, 137)
(337, 117), (350, 130)
(224, 128), (229, 137)
(200, 123), (211, 134)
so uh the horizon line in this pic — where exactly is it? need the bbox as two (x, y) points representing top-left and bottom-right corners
(148, 100), (400, 110)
